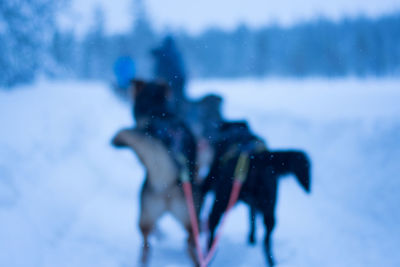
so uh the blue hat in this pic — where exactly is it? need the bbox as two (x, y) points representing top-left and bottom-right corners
(113, 56), (136, 89)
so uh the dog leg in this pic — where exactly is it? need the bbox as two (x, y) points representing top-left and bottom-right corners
(248, 205), (257, 245)
(169, 188), (201, 266)
(207, 183), (230, 250)
(260, 182), (277, 266)
(139, 181), (166, 266)
(262, 211), (276, 267)
(257, 166), (277, 267)
(139, 223), (152, 266)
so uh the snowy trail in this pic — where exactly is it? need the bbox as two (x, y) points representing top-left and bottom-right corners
(0, 79), (399, 267)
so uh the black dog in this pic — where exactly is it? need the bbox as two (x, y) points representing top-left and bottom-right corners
(247, 150), (311, 246)
(130, 80), (197, 177)
(202, 121), (311, 266)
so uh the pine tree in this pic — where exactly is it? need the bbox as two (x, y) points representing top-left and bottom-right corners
(0, 0), (66, 87)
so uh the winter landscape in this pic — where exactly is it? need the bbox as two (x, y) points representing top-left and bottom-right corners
(1, 78), (399, 266)
(2, 0), (400, 266)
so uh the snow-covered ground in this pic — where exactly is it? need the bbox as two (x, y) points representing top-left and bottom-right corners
(1, 78), (399, 267)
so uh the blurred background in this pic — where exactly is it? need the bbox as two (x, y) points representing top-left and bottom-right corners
(1, 1), (400, 267)
(1, 0), (400, 86)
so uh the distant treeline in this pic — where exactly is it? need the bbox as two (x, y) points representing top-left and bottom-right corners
(53, 11), (400, 81)
(179, 15), (400, 78)
(1, 1), (400, 87)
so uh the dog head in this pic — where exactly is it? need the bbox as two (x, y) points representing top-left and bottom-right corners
(219, 120), (249, 133)
(132, 79), (170, 105)
(131, 79), (172, 125)
(218, 120), (253, 143)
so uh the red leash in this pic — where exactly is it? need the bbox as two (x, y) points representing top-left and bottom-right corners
(203, 180), (242, 265)
(182, 182), (205, 265)
(182, 180), (243, 267)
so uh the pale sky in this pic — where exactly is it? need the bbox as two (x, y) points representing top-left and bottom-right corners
(63, 0), (400, 35)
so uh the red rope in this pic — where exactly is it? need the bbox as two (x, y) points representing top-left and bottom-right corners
(182, 182), (205, 266)
(182, 180), (243, 267)
(203, 180), (242, 265)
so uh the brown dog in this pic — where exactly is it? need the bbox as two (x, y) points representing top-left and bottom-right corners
(112, 129), (198, 265)
(112, 80), (201, 266)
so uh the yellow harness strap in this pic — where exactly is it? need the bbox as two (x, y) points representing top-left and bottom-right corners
(177, 153), (190, 182)
(222, 139), (267, 164)
(221, 145), (238, 164)
(233, 152), (250, 183)
(254, 141), (267, 153)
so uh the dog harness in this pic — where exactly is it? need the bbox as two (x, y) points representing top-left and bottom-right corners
(177, 153), (191, 182)
(233, 152), (250, 183)
(222, 139), (267, 183)
(221, 139), (266, 163)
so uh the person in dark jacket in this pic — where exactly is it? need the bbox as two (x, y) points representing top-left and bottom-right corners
(151, 35), (187, 109)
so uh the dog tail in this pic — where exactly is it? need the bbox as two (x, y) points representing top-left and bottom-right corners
(266, 150), (311, 193)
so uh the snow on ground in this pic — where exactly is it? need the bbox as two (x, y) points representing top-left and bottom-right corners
(0, 78), (399, 267)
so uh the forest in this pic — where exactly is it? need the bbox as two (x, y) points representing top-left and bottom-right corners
(1, 1), (400, 87)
